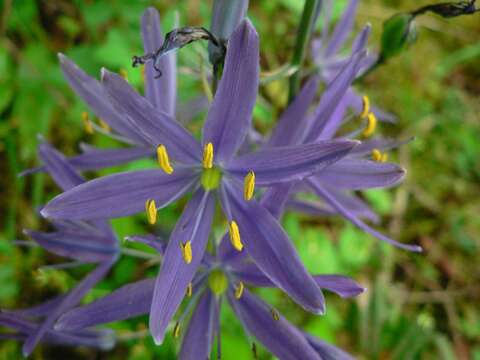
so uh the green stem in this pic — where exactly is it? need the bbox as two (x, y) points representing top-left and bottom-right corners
(288, 0), (320, 103)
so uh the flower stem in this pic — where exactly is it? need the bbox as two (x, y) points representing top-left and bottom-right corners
(288, 0), (320, 104)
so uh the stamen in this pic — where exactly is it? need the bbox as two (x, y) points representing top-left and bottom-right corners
(156, 145), (174, 174)
(202, 142), (214, 169)
(82, 112), (94, 134)
(173, 322), (181, 338)
(243, 171), (255, 201)
(362, 112), (377, 137)
(360, 95), (370, 119)
(228, 221), (243, 251)
(371, 149), (388, 162)
(98, 119), (111, 132)
(270, 309), (280, 321)
(186, 282), (193, 297)
(145, 199), (157, 225)
(180, 241), (192, 264)
(234, 281), (244, 299)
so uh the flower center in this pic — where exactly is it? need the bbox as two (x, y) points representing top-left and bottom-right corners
(201, 167), (222, 191)
(208, 269), (228, 296)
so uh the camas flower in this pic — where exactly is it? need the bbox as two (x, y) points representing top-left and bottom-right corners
(312, 0), (395, 122)
(262, 25), (422, 252)
(1, 141), (119, 356)
(56, 233), (364, 359)
(40, 19), (360, 343)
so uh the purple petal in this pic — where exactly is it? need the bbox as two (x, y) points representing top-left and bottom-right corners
(38, 142), (84, 191)
(260, 183), (295, 219)
(150, 190), (215, 345)
(56, 279), (154, 330)
(101, 69), (201, 163)
(316, 158), (406, 190)
(22, 259), (115, 356)
(179, 290), (215, 360)
(69, 146), (154, 171)
(202, 20), (259, 162)
(125, 235), (166, 254)
(305, 333), (355, 360)
(351, 24), (371, 54)
(7, 296), (66, 318)
(228, 289), (322, 360)
(266, 76), (320, 147)
(305, 50), (366, 143)
(350, 137), (413, 157)
(227, 140), (358, 186)
(0, 312), (114, 350)
(41, 168), (196, 220)
(307, 178), (423, 252)
(142, 7), (176, 115)
(324, 0), (358, 57)
(230, 261), (274, 287)
(24, 229), (116, 263)
(314, 275), (366, 298)
(225, 182), (325, 314)
(58, 54), (146, 144)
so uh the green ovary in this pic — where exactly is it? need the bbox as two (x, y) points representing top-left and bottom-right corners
(208, 269), (228, 296)
(200, 166), (222, 191)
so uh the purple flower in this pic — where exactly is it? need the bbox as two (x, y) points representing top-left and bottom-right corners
(39, 19), (360, 342)
(262, 25), (422, 252)
(313, 0), (396, 122)
(55, 234), (363, 359)
(2, 141), (119, 356)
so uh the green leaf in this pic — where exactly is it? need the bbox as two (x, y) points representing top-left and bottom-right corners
(380, 14), (417, 62)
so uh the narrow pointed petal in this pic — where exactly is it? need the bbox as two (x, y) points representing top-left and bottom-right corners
(228, 289), (322, 360)
(325, 0), (358, 57)
(266, 76), (320, 147)
(41, 168), (196, 220)
(227, 140), (358, 186)
(350, 137), (413, 157)
(230, 261), (274, 287)
(142, 7), (176, 115)
(0, 312), (114, 350)
(202, 20), (259, 162)
(225, 182), (325, 313)
(305, 334), (355, 360)
(7, 296), (66, 318)
(351, 24), (371, 54)
(317, 158), (406, 190)
(308, 178), (423, 252)
(101, 69), (201, 163)
(305, 50), (366, 143)
(56, 279), (154, 330)
(58, 54), (146, 144)
(24, 229), (116, 262)
(38, 142), (84, 191)
(22, 259), (115, 356)
(179, 290), (215, 360)
(288, 191), (379, 223)
(69, 146), (154, 171)
(150, 190), (215, 345)
(314, 275), (366, 298)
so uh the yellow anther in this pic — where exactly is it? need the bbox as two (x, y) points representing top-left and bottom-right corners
(360, 95), (370, 119)
(270, 309), (280, 321)
(243, 171), (255, 201)
(156, 145), (174, 174)
(145, 199), (157, 225)
(371, 149), (388, 163)
(173, 322), (181, 338)
(82, 112), (94, 134)
(234, 281), (244, 299)
(202, 142), (214, 169)
(228, 221), (243, 251)
(98, 119), (111, 132)
(362, 112), (377, 137)
(186, 282), (193, 297)
(180, 241), (192, 264)
(119, 68), (128, 81)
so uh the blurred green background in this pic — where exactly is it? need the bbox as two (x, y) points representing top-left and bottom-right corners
(0, 0), (479, 359)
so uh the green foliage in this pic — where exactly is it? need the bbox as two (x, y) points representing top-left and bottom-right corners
(380, 13), (417, 62)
